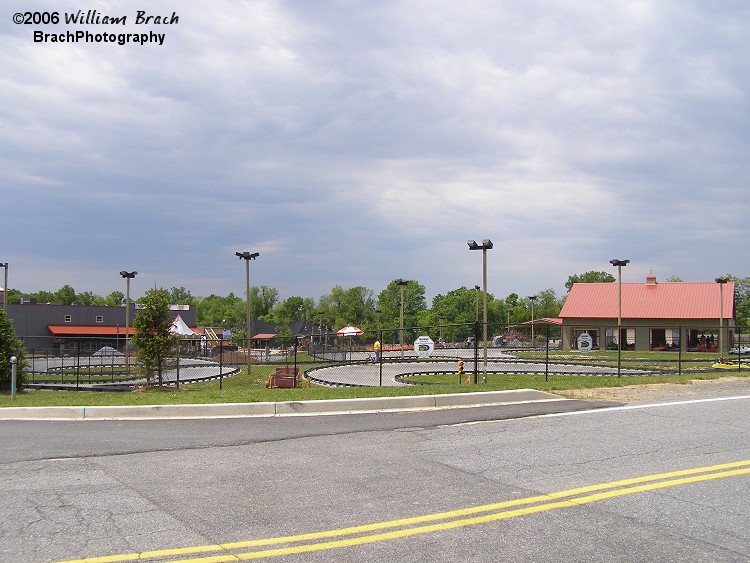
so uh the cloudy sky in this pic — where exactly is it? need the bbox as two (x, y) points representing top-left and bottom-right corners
(2, 1), (749, 303)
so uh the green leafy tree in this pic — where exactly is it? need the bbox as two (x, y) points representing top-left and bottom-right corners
(131, 289), (178, 387)
(167, 286), (196, 305)
(5, 288), (22, 304)
(376, 280), (427, 330)
(76, 291), (102, 306)
(34, 290), (56, 304)
(564, 271), (616, 292)
(250, 285), (279, 320)
(54, 285), (77, 305)
(319, 285), (378, 331)
(271, 296), (316, 326)
(195, 293), (245, 328)
(105, 291), (125, 306)
(0, 309), (25, 390)
(429, 287), (481, 341)
(720, 275), (750, 330)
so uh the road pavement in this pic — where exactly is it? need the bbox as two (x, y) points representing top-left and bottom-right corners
(2, 380), (750, 562)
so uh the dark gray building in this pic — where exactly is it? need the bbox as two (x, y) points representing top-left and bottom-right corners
(7, 302), (196, 355)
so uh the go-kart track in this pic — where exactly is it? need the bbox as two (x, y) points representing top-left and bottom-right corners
(26, 348), (648, 390)
(308, 348), (648, 387)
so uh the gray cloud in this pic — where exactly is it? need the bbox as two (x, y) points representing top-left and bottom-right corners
(2, 0), (749, 301)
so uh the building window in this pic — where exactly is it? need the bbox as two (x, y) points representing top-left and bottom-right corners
(96, 316), (104, 323)
(64, 315), (72, 323)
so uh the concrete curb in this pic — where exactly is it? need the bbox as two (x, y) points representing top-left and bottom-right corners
(0, 389), (566, 420)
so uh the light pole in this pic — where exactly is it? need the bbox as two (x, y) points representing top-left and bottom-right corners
(716, 277), (729, 358)
(119, 270), (137, 375)
(610, 259), (629, 377)
(236, 251), (259, 374)
(468, 239), (493, 383)
(527, 295), (537, 347)
(395, 279), (408, 358)
(0, 262), (8, 316)
(474, 285), (481, 323)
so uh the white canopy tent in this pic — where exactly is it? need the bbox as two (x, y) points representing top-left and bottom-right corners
(169, 315), (198, 336)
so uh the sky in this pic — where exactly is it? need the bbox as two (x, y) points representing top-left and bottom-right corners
(2, 1), (749, 304)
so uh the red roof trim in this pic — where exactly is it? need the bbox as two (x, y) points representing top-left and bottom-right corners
(48, 325), (135, 336)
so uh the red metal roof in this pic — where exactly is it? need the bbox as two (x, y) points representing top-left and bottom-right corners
(252, 333), (277, 339)
(48, 325), (136, 336)
(559, 282), (735, 320)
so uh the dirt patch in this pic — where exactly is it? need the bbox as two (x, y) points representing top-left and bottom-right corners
(561, 376), (750, 404)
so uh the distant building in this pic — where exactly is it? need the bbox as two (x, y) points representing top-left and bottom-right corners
(559, 274), (735, 352)
(6, 301), (196, 355)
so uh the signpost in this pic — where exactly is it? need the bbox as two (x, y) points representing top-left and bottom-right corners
(414, 336), (434, 358)
(577, 332), (593, 354)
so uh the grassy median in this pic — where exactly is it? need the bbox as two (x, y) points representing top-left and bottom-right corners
(1, 350), (746, 408)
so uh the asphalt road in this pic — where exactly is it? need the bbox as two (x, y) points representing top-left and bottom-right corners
(2, 387), (750, 562)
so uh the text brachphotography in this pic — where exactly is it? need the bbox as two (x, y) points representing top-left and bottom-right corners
(34, 30), (166, 46)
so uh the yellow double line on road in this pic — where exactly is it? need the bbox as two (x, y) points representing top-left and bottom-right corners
(58, 459), (750, 563)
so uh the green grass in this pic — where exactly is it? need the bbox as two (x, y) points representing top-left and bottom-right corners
(2, 351), (747, 408)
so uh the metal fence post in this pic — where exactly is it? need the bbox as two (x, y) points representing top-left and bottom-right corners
(219, 337), (223, 391)
(738, 326), (743, 372)
(379, 330), (383, 386)
(76, 337), (81, 390)
(10, 356), (17, 400)
(545, 325), (550, 382)
(473, 321), (479, 385)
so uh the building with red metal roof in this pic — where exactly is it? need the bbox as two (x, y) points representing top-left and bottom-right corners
(559, 273), (735, 352)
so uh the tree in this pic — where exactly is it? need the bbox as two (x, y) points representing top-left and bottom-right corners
(4, 288), (22, 304)
(54, 284), (77, 305)
(131, 289), (178, 387)
(376, 280), (427, 330)
(720, 275), (750, 330)
(195, 293), (245, 328)
(105, 291), (125, 306)
(564, 271), (615, 292)
(319, 285), (377, 331)
(167, 286), (195, 305)
(0, 309), (25, 391)
(76, 291), (99, 306)
(271, 296), (316, 326)
(429, 287), (480, 342)
(34, 290), (56, 304)
(250, 285), (279, 320)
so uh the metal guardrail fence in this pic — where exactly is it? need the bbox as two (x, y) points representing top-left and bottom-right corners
(14, 322), (749, 390)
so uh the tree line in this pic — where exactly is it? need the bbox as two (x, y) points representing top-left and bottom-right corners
(6, 271), (750, 337)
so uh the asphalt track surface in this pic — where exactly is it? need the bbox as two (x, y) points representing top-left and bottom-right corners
(27, 348), (645, 389)
(309, 349), (646, 386)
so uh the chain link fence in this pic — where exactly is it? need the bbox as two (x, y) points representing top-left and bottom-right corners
(15, 321), (750, 390)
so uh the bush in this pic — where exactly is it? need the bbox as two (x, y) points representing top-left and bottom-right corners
(0, 309), (25, 391)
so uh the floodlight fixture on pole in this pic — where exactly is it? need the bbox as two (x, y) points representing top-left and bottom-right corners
(395, 279), (408, 358)
(468, 239), (493, 383)
(528, 295), (538, 346)
(119, 270), (138, 375)
(610, 259), (629, 376)
(236, 251), (259, 374)
(0, 262), (8, 316)
(715, 277), (729, 358)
